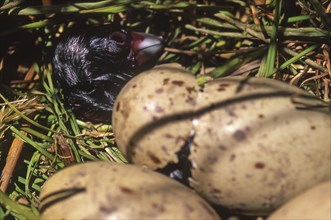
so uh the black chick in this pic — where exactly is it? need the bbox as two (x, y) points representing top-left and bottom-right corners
(53, 25), (164, 122)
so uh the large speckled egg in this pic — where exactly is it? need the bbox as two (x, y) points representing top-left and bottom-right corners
(189, 76), (330, 215)
(39, 162), (220, 219)
(268, 181), (331, 220)
(112, 64), (198, 169)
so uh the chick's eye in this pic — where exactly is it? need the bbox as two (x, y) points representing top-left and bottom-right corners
(110, 32), (127, 45)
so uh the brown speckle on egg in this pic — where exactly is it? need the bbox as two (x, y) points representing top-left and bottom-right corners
(113, 64), (198, 170)
(233, 130), (246, 141)
(218, 145), (227, 150)
(152, 202), (166, 213)
(40, 162), (220, 219)
(155, 88), (164, 93)
(207, 156), (218, 164)
(224, 106), (237, 117)
(99, 205), (118, 214)
(217, 83), (230, 91)
(229, 154), (236, 162)
(255, 162), (266, 169)
(154, 105), (164, 113)
(163, 78), (170, 85)
(164, 133), (173, 139)
(120, 186), (134, 194)
(186, 86), (197, 94)
(115, 102), (120, 111)
(190, 76), (330, 215)
(172, 80), (184, 86)
(147, 151), (162, 164)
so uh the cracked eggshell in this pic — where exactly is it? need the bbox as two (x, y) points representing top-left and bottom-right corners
(40, 162), (220, 220)
(189, 76), (331, 215)
(268, 181), (331, 220)
(112, 64), (198, 169)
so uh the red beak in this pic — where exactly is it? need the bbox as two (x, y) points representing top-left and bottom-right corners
(130, 32), (164, 66)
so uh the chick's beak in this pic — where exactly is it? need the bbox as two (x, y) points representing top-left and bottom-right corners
(130, 32), (164, 65)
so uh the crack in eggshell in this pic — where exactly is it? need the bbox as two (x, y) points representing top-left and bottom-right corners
(112, 64), (330, 216)
(113, 64), (199, 170)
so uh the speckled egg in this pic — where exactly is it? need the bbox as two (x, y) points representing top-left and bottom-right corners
(268, 181), (331, 220)
(112, 64), (198, 170)
(189, 76), (331, 215)
(39, 162), (220, 219)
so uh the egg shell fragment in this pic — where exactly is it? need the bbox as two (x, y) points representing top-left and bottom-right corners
(40, 162), (220, 219)
(268, 181), (331, 220)
(189, 76), (331, 215)
(112, 64), (198, 169)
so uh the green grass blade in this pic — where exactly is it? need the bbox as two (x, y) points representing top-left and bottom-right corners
(20, 127), (54, 143)
(279, 44), (319, 71)
(10, 126), (62, 165)
(0, 191), (37, 220)
(265, 0), (282, 77)
(207, 49), (266, 78)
